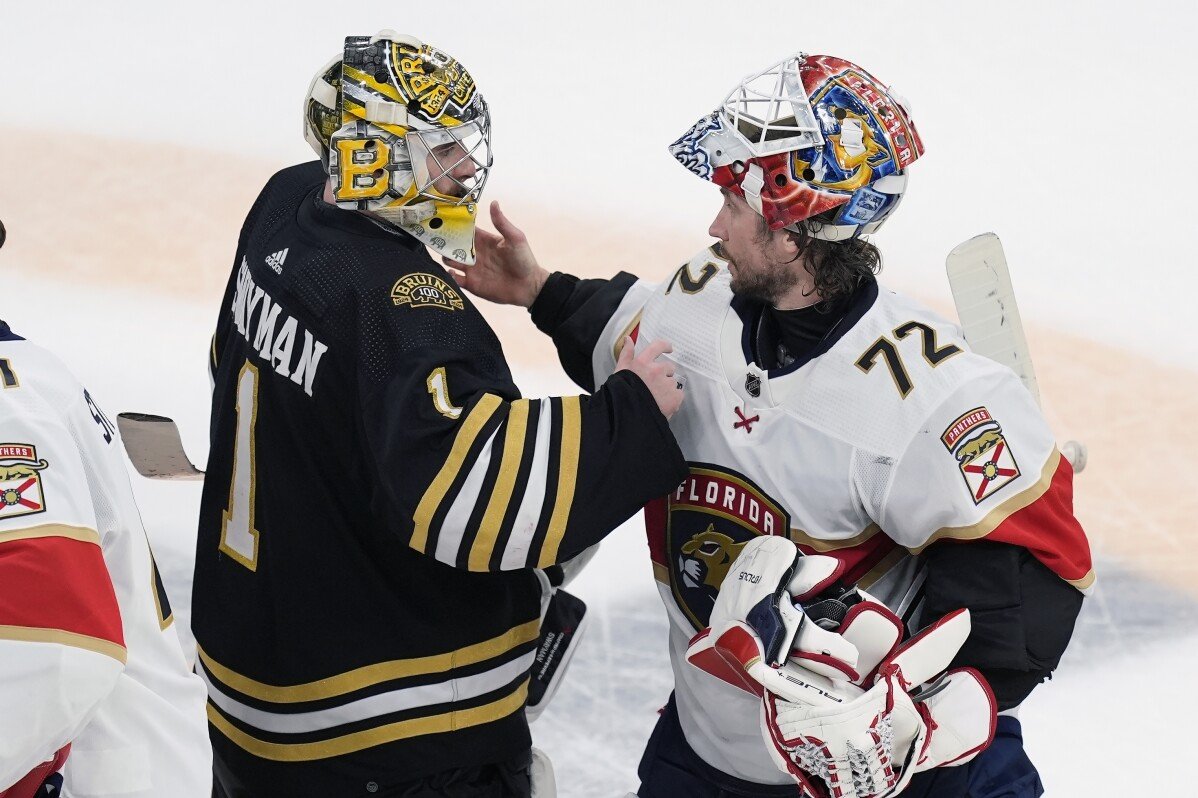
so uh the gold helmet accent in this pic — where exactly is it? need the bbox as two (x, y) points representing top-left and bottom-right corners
(303, 31), (492, 264)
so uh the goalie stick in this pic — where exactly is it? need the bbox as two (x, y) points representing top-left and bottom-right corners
(116, 413), (204, 480)
(946, 233), (1087, 472)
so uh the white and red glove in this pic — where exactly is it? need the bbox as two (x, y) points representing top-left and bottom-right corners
(686, 537), (997, 798)
(685, 536), (864, 702)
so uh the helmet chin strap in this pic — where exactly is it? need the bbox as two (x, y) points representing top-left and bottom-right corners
(741, 164), (766, 217)
(374, 202), (437, 226)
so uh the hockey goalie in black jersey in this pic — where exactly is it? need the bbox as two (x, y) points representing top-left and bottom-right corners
(191, 31), (686, 798)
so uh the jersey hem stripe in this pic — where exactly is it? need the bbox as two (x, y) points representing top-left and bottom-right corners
(206, 679), (529, 761)
(0, 624), (127, 664)
(196, 618), (539, 703)
(199, 650), (535, 734)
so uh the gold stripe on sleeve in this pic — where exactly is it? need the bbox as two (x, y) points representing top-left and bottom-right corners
(911, 450), (1060, 554)
(1068, 569), (1096, 591)
(611, 311), (643, 363)
(0, 625), (127, 664)
(469, 400), (531, 571)
(538, 396), (581, 567)
(197, 619), (539, 704)
(412, 394), (503, 553)
(0, 523), (101, 546)
(207, 680), (529, 761)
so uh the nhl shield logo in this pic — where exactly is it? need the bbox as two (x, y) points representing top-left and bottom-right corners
(391, 273), (465, 312)
(0, 443), (50, 520)
(942, 407), (1021, 504)
(665, 465), (789, 630)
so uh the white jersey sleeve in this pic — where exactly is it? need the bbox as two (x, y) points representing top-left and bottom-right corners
(589, 278), (659, 388)
(874, 366), (1093, 591)
(0, 331), (211, 797)
(0, 386), (125, 792)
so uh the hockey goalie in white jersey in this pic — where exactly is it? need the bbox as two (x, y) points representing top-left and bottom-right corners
(0, 276), (210, 793)
(456, 54), (1091, 797)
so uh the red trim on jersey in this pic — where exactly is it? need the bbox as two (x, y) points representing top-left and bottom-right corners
(644, 496), (668, 568)
(0, 536), (123, 647)
(797, 532), (898, 588)
(984, 456), (1092, 584)
(0, 744), (70, 798)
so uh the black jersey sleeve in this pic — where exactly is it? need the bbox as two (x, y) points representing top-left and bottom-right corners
(359, 269), (686, 573)
(529, 271), (639, 392)
(921, 540), (1084, 710)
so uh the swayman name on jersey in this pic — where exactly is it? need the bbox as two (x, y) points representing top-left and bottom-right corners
(229, 257), (327, 397)
(194, 162), (689, 795)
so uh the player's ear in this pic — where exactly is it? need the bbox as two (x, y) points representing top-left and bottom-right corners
(775, 227), (800, 262)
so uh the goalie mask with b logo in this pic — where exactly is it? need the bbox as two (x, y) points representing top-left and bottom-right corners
(304, 31), (493, 264)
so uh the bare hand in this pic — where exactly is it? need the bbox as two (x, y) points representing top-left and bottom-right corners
(615, 337), (684, 420)
(443, 201), (549, 308)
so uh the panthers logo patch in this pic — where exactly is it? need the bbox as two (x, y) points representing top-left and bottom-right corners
(0, 443), (49, 521)
(661, 465), (789, 630)
(942, 407), (1021, 504)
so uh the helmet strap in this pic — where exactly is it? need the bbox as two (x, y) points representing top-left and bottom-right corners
(742, 163), (766, 217)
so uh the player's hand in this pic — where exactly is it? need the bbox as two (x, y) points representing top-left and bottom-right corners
(444, 201), (549, 308)
(615, 337), (684, 420)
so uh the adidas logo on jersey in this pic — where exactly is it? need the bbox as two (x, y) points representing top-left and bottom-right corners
(265, 248), (289, 274)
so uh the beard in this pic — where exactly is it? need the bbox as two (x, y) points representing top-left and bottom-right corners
(728, 256), (801, 305)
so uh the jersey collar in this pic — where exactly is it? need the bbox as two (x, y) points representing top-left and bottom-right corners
(721, 279), (878, 406)
(300, 189), (424, 251)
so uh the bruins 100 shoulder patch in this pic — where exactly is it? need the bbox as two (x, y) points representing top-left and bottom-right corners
(391, 273), (465, 312)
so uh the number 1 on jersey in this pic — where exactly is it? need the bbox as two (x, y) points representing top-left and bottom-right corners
(427, 367), (463, 419)
(220, 361), (262, 571)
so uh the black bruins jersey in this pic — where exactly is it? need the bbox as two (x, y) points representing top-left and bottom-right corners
(193, 162), (688, 796)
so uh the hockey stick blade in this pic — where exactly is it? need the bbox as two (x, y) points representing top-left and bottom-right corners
(946, 233), (1041, 405)
(117, 413), (205, 480)
(946, 234), (1087, 472)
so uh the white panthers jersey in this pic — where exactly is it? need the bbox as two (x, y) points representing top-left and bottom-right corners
(586, 248), (1093, 784)
(0, 323), (211, 797)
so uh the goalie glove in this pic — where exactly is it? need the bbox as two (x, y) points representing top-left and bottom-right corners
(762, 609), (997, 798)
(685, 537), (864, 703)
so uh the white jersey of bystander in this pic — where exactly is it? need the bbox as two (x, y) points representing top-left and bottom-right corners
(0, 322), (211, 796)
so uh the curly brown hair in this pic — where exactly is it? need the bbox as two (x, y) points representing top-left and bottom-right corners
(782, 209), (882, 302)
